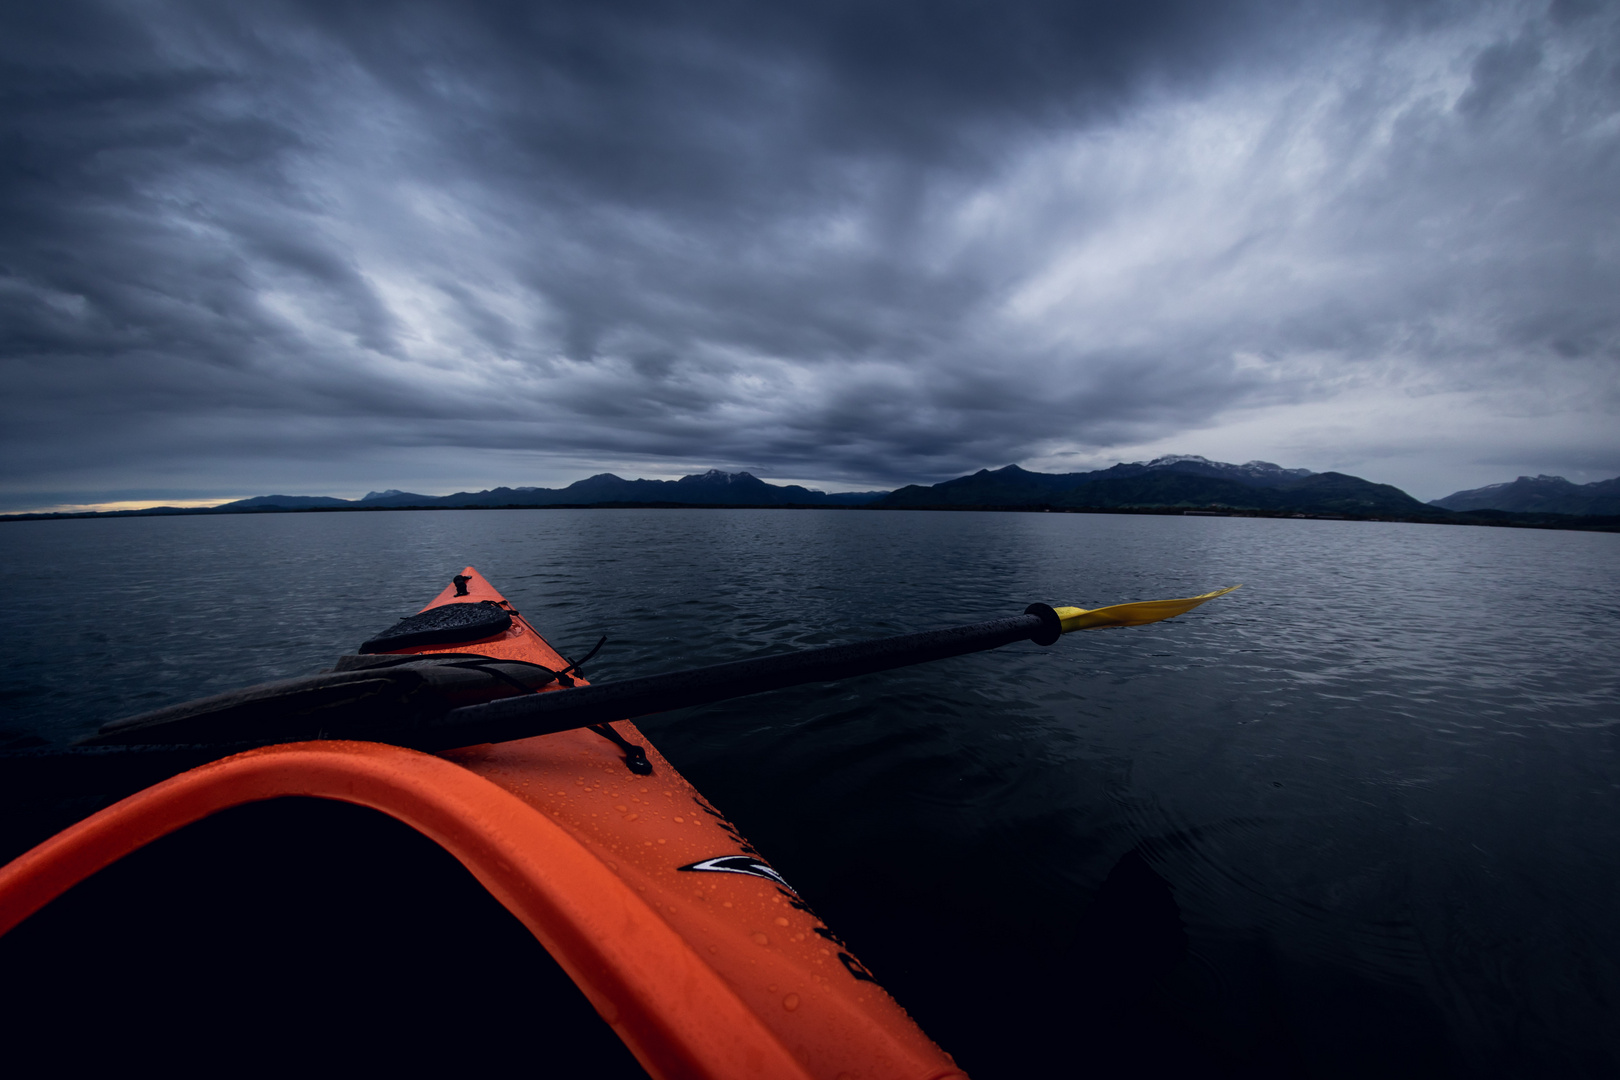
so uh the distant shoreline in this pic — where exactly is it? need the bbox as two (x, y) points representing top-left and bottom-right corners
(4, 501), (1616, 533)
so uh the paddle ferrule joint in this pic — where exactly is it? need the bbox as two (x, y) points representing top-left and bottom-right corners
(1022, 603), (1063, 646)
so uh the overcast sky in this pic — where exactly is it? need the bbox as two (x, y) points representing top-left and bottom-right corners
(3, 0), (1617, 510)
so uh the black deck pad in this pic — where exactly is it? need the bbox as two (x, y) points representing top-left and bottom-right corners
(359, 600), (512, 653)
(76, 655), (557, 747)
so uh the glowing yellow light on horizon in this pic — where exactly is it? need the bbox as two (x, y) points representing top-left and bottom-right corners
(14, 498), (239, 515)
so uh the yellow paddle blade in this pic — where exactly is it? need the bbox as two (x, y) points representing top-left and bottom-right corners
(1052, 584), (1241, 632)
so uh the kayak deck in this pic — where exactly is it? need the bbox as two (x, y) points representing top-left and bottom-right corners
(0, 568), (966, 1080)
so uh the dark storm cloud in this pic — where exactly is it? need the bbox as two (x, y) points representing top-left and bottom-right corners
(2, 0), (1617, 508)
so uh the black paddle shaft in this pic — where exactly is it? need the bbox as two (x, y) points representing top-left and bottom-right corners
(410, 604), (1064, 751)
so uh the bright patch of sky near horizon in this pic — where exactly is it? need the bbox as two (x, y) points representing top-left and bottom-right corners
(2, 0), (1617, 512)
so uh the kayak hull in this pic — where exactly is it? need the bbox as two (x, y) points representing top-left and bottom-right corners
(0, 568), (965, 1080)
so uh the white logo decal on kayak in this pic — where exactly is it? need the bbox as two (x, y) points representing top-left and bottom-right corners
(678, 855), (794, 891)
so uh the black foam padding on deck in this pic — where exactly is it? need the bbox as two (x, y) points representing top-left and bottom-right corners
(0, 798), (649, 1076)
(358, 600), (512, 653)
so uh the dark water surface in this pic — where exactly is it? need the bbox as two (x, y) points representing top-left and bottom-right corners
(2, 509), (1617, 1077)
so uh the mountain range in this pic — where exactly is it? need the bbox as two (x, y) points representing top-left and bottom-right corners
(220, 470), (887, 510)
(1428, 475), (1620, 517)
(875, 456), (1433, 517)
(8, 458), (1617, 525)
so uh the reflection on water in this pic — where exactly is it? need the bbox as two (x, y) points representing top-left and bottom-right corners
(2, 509), (1617, 1076)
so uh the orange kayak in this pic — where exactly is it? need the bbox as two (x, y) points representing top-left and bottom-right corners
(0, 567), (967, 1080)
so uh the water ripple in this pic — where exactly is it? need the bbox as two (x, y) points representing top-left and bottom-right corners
(2, 510), (1617, 1076)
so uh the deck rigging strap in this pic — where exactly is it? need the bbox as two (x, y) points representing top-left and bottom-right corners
(554, 635), (607, 686)
(547, 636), (652, 776)
(586, 722), (652, 775)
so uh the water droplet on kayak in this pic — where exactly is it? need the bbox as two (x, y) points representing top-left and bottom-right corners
(615, 804), (628, 812)
(674, 815), (685, 823)
(723, 901), (733, 908)
(751, 932), (769, 946)
(774, 916), (789, 927)
(626, 813), (639, 821)
(768, 984), (778, 992)
(658, 838), (667, 844)
(783, 994), (800, 1012)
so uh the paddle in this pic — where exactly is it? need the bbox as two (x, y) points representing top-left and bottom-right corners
(0, 586), (1240, 794)
(405, 585), (1242, 752)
